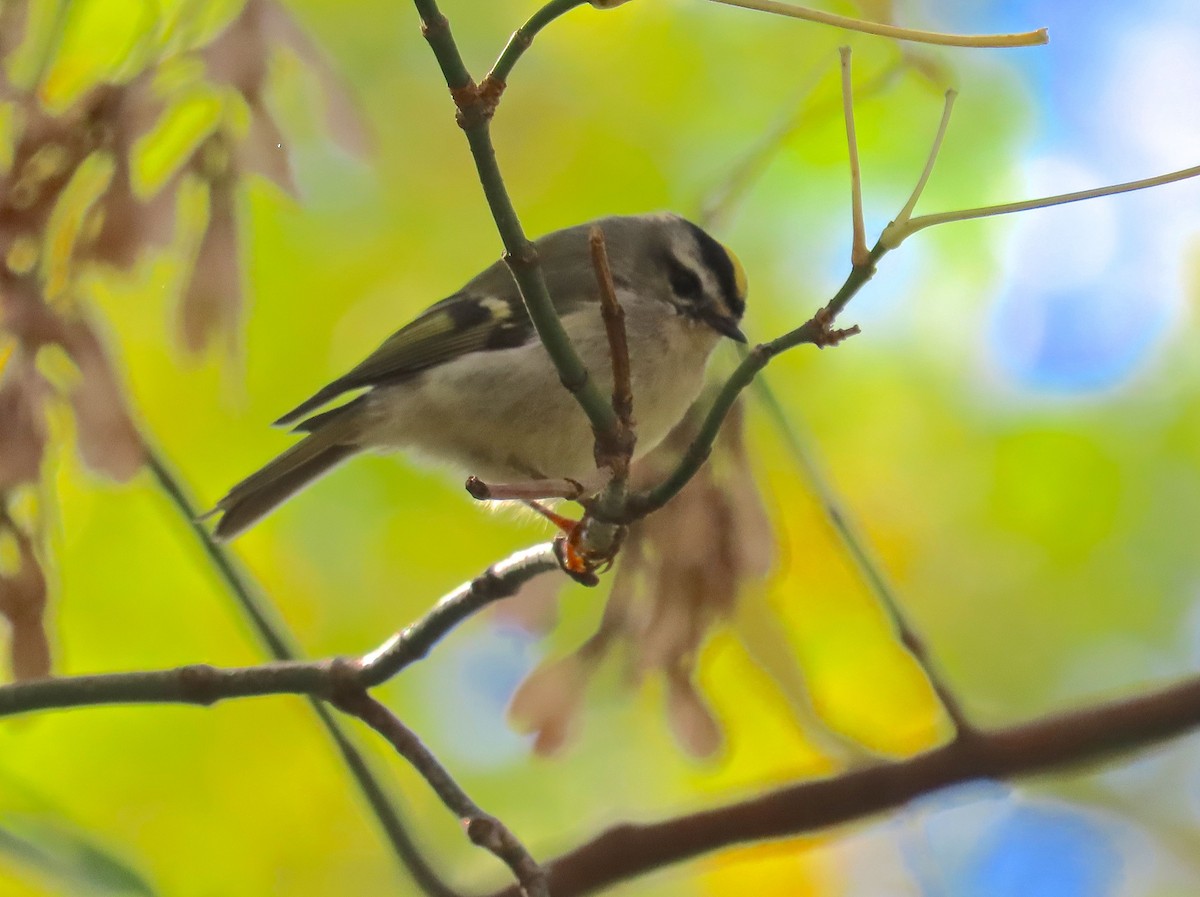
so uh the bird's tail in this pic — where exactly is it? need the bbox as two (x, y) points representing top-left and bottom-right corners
(208, 402), (363, 541)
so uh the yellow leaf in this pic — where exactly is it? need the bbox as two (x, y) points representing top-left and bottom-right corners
(38, 0), (157, 113)
(131, 90), (224, 199)
(41, 151), (115, 300)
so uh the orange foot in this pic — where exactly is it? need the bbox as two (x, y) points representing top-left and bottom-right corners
(522, 500), (598, 585)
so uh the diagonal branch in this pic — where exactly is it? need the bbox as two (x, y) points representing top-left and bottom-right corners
(9, 650), (1199, 897)
(359, 543), (558, 684)
(488, 671), (1200, 897)
(624, 251), (873, 519)
(483, 0), (589, 105)
(838, 46), (869, 267)
(746, 377), (971, 733)
(332, 688), (548, 897)
(143, 447), (460, 897)
(410, 0), (618, 439)
(0, 541), (560, 716)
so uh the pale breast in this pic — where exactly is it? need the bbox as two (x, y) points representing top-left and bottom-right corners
(361, 297), (721, 484)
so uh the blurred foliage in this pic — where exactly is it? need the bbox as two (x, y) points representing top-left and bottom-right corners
(1, 0), (1199, 896)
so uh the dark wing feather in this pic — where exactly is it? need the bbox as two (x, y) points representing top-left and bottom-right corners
(273, 291), (533, 427)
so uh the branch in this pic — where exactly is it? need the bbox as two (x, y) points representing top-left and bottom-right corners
(883, 161), (1200, 247)
(466, 477), (585, 502)
(144, 448), (460, 897)
(411, 0), (618, 438)
(333, 689), (548, 897)
(484, 0), (589, 103)
(589, 225), (634, 476)
(0, 543), (559, 718)
(702, 0), (1047, 48)
(746, 375), (971, 732)
(838, 47), (869, 267)
(489, 672), (1200, 897)
(359, 543), (558, 684)
(624, 259), (872, 519)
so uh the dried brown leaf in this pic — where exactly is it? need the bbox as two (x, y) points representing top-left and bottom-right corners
(0, 353), (51, 489)
(0, 519), (50, 681)
(508, 654), (588, 756)
(240, 100), (298, 197)
(180, 179), (241, 353)
(59, 321), (144, 481)
(258, 0), (372, 159)
(665, 672), (722, 758)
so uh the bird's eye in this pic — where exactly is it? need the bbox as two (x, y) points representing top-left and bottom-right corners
(668, 261), (703, 301)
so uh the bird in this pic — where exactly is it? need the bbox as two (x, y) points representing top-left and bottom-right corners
(209, 212), (748, 540)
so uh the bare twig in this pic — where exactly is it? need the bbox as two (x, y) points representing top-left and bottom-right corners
(746, 375), (971, 733)
(838, 47), (870, 267)
(884, 161), (1200, 247)
(893, 88), (958, 229)
(332, 688), (548, 897)
(633, 80), (1200, 523)
(0, 542), (560, 717)
(702, 0), (1048, 48)
(588, 225), (635, 476)
(359, 543), (559, 683)
(465, 476), (585, 502)
(144, 447), (459, 897)
(489, 672), (1200, 897)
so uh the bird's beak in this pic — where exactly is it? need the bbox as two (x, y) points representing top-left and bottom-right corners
(703, 309), (748, 343)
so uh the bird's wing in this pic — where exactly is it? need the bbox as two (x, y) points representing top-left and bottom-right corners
(273, 291), (534, 427)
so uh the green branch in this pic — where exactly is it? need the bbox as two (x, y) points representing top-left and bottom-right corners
(412, 0), (618, 437)
(487, 0), (589, 87)
(625, 244), (883, 517)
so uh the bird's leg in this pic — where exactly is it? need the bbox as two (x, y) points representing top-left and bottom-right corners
(521, 499), (624, 586)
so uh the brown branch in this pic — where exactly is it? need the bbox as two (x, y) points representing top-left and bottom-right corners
(465, 476), (585, 502)
(0, 543), (560, 718)
(588, 224), (634, 476)
(332, 685), (548, 897)
(488, 672), (1200, 897)
(6, 562), (1200, 896)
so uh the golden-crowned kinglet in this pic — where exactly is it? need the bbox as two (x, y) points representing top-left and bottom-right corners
(210, 213), (748, 539)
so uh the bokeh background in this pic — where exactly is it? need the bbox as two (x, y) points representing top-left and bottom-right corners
(2, 0), (1200, 895)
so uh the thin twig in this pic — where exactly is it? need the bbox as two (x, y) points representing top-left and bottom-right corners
(489, 671), (1200, 897)
(637, 67), (1188, 519)
(884, 161), (1200, 247)
(893, 89), (958, 228)
(0, 543), (560, 719)
(143, 448), (459, 897)
(333, 688), (548, 897)
(625, 251), (874, 519)
(588, 225), (635, 476)
(702, 0), (1048, 48)
(359, 543), (559, 684)
(746, 375), (971, 731)
(483, 0), (589, 105)
(838, 47), (870, 267)
(466, 476), (585, 502)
